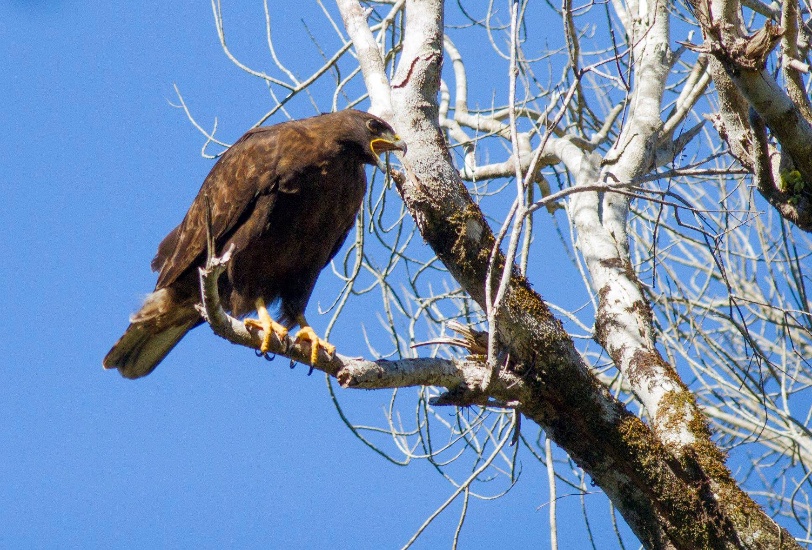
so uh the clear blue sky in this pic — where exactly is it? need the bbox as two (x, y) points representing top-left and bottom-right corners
(1, 2), (633, 548)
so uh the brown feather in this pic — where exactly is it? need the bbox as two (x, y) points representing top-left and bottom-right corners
(104, 110), (405, 378)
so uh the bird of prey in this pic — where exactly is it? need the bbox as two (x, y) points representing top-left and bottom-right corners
(104, 110), (406, 379)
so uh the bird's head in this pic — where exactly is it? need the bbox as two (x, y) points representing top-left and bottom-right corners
(349, 111), (407, 170)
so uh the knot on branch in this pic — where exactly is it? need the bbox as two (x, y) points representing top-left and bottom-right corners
(431, 385), (521, 410)
(738, 21), (784, 70)
(682, 20), (783, 74)
(444, 321), (489, 355)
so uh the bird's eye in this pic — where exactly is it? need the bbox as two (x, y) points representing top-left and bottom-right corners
(366, 119), (381, 133)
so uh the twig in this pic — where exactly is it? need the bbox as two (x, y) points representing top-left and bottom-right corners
(546, 435), (559, 550)
(400, 412), (517, 549)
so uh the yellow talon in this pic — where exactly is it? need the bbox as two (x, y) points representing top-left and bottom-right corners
(244, 298), (288, 353)
(294, 315), (335, 365)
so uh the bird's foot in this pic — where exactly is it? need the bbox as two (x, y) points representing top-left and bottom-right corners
(244, 317), (288, 354)
(294, 326), (335, 365)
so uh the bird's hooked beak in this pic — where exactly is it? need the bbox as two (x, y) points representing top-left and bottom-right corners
(370, 131), (407, 170)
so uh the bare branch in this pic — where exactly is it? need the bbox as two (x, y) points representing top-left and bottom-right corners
(336, 0), (394, 119)
(196, 236), (490, 391)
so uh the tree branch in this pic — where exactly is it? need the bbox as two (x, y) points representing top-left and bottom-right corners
(196, 238), (491, 393)
(688, 0), (812, 231)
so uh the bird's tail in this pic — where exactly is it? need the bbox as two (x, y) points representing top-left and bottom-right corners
(103, 289), (200, 379)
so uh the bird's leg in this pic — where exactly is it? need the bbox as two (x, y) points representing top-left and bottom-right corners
(293, 314), (335, 365)
(244, 298), (288, 353)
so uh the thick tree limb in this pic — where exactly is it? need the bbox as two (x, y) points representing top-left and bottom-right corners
(570, 0), (702, 451)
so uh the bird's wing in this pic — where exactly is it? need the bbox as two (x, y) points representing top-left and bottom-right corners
(324, 218), (356, 268)
(152, 122), (328, 289)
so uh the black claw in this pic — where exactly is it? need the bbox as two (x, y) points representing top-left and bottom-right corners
(307, 365), (315, 376)
(289, 359), (298, 369)
(255, 350), (276, 361)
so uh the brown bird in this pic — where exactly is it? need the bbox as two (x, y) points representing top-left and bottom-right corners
(104, 110), (406, 378)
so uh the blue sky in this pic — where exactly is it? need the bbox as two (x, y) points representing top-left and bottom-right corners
(0, 2), (634, 548)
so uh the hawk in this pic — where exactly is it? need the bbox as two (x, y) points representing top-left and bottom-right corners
(104, 110), (406, 378)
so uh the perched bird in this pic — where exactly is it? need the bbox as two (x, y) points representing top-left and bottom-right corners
(104, 110), (406, 379)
